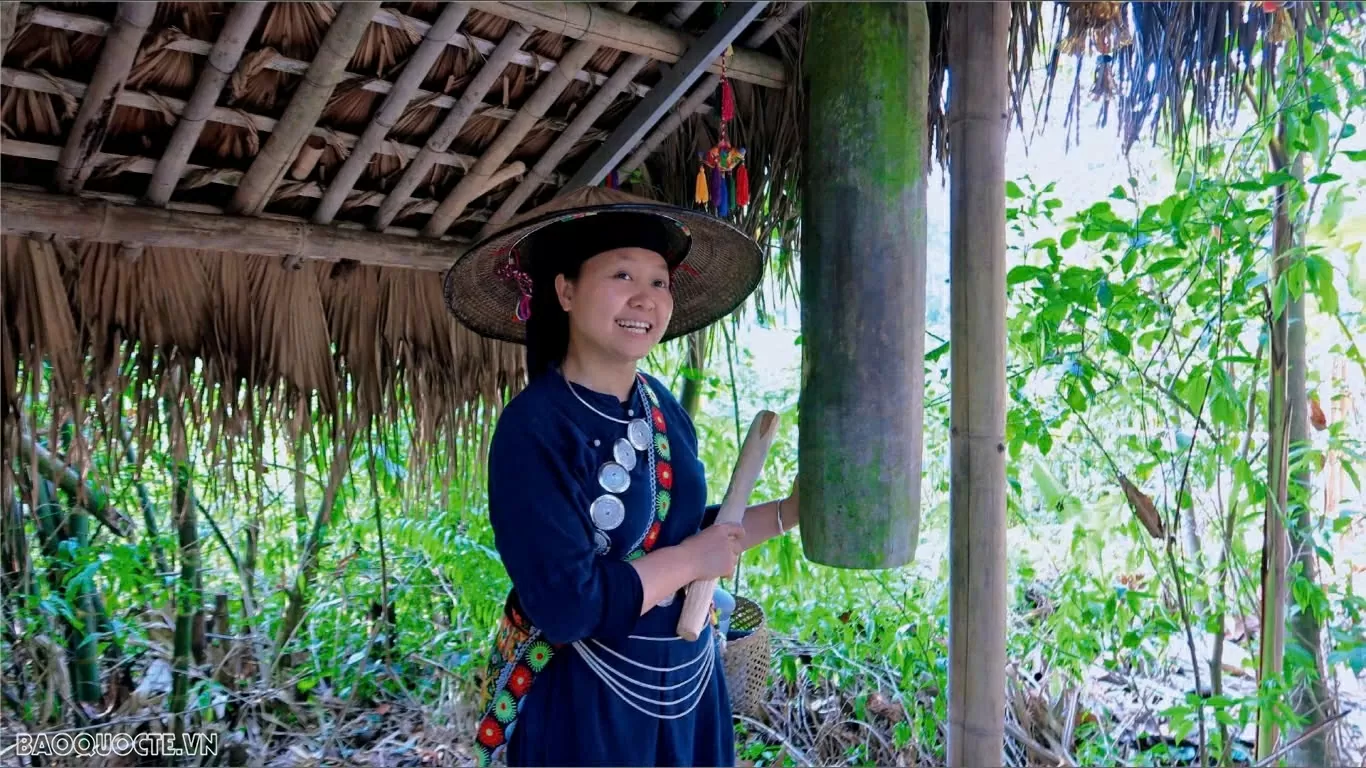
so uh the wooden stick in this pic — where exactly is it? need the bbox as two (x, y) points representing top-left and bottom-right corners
(676, 410), (779, 642)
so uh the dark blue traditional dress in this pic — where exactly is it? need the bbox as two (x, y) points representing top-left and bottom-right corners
(472, 368), (733, 767)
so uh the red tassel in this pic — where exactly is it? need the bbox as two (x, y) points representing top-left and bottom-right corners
(736, 163), (749, 208)
(721, 79), (735, 122)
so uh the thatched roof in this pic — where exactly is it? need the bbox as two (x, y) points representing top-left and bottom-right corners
(1, 1), (1360, 454)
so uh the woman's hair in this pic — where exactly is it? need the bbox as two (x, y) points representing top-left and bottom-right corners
(524, 259), (582, 381)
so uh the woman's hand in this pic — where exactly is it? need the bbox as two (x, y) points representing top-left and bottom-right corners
(681, 522), (746, 581)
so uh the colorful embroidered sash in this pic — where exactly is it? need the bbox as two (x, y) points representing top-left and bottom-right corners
(473, 375), (685, 766)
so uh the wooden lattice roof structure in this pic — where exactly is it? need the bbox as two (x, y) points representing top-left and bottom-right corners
(1, 1), (1361, 447)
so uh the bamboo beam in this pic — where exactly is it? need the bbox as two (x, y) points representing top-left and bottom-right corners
(2, 139), (494, 226)
(229, 1), (381, 216)
(421, 1), (641, 237)
(1, 2), (19, 61)
(54, 2), (155, 194)
(481, 1), (705, 234)
(562, 0), (770, 192)
(1, 68), (549, 182)
(1, 188), (466, 273)
(945, 2), (1010, 766)
(145, 2), (266, 206)
(370, 24), (536, 231)
(616, 2), (805, 176)
(18, 4), (652, 99)
(313, 3), (471, 225)
(469, 2), (788, 88)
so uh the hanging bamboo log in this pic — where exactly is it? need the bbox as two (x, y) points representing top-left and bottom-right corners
(54, 2), (156, 194)
(798, 2), (928, 569)
(370, 24), (536, 231)
(144, 1), (266, 206)
(945, 2), (1010, 765)
(313, 2), (471, 224)
(229, 1), (382, 216)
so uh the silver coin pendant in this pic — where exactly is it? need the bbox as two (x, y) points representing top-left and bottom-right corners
(598, 462), (630, 494)
(613, 438), (636, 471)
(627, 418), (651, 451)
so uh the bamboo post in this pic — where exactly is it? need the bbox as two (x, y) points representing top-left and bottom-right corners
(54, 1), (155, 194)
(229, 1), (381, 216)
(144, 1), (266, 206)
(945, 3), (1010, 765)
(313, 2), (471, 224)
(798, 3), (928, 569)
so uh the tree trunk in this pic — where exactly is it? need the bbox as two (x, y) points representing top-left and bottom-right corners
(1282, 150), (1335, 766)
(945, 3), (1011, 765)
(1256, 132), (1295, 763)
(798, 1), (928, 569)
(168, 399), (200, 739)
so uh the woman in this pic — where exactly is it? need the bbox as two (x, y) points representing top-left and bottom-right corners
(444, 187), (799, 767)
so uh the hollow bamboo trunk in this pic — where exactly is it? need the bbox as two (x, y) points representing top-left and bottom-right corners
(946, 3), (1011, 765)
(798, 2), (928, 569)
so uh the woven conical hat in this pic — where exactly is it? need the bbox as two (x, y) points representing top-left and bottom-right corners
(443, 187), (763, 344)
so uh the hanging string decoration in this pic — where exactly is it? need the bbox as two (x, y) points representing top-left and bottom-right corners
(694, 38), (749, 217)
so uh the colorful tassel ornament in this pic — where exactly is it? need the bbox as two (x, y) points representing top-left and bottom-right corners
(693, 38), (750, 217)
(695, 165), (709, 205)
(736, 162), (749, 208)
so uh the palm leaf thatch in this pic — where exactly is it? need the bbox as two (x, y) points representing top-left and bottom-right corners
(1, 0), (1360, 478)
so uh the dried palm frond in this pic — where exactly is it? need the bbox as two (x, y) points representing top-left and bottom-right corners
(7, 24), (102, 71)
(586, 46), (625, 75)
(389, 92), (444, 141)
(524, 30), (567, 61)
(197, 118), (259, 162)
(421, 40), (477, 93)
(127, 28), (198, 94)
(322, 79), (379, 131)
(154, 1), (224, 39)
(1059, 1), (1132, 57)
(462, 10), (512, 41)
(1, 87), (64, 137)
(108, 103), (172, 142)
(1, 237), (83, 405)
(455, 113), (506, 155)
(351, 17), (421, 77)
(259, 1), (336, 60)
(509, 125), (556, 163)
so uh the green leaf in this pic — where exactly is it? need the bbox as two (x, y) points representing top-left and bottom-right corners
(1110, 185), (1127, 200)
(1005, 180), (1024, 199)
(1097, 280), (1113, 308)
(1107, 328), (1132, 356)
(1061, 228), (1079, 249)
(1308, 172), (1343, 184)
(1346, 149), (1366, 162)
(1144, 257), (1184, 276)
(1007, 265), (1048, 285)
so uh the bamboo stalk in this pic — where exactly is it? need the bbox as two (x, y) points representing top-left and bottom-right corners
(614, 2), (806, 177)
(166, 391), (200, 739)
(14, 430), (131, 537)
(230, 2), (382, 216)
(144, 1), (265, 206)
(421, 32), (611, 236)
(313, 2), (472, 224)
(370, 23), (536, 231)
(54, 2), (156, 193)
(480, 1), (704, 233)
(469, 1), (788, 88)
(945, 2), (1010, 765)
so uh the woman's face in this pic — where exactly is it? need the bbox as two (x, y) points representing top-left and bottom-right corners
(556, 247), (674, 364)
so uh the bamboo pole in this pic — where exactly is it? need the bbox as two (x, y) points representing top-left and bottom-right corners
(945, 2), (1010, 765)
(370, 24), (536, 231)
(480, 1), (704, 234)
(469, 2), (787, 88)
(798, 3), (927, 569)
(420, 2), (641, 238)
(313, 3), (471, 224)
(54, 1), (155, 194)
(2, 188), (466, 272)
(144, 1), (265, 206)
(2, 68), (499, 181)
(229, 1), (381, 216)
(614, 2), (806, 179)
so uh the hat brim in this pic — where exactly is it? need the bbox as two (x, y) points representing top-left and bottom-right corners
(443, 188), (764, 345)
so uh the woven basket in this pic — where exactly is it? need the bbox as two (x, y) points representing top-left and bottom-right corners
(721, 595), (770, 719)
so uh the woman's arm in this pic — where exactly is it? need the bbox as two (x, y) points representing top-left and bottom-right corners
(627, 522), (744, 613)
(736, 497), (796, 551)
